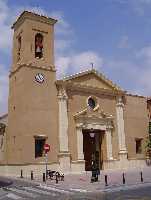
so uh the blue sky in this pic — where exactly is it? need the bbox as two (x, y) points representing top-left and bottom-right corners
(0, 0), (151, 115)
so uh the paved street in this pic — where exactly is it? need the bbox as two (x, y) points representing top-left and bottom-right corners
(0, 183), (72, 199)
(103, 185), (151, 200)
(1, 167), (151, 199)
(1, 182), (151, 199)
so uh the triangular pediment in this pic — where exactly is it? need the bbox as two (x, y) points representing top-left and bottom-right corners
(74, 106), (113, 120)
(60, 69), (122, 91)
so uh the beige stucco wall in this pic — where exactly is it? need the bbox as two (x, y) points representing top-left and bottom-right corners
(124, 95), (148, 159)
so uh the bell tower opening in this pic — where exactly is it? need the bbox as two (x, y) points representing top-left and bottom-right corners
(11, 11), (57, 70)
(35, 33), (43, 59)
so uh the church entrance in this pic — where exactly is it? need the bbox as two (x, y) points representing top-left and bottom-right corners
(83, 129), (104, 171)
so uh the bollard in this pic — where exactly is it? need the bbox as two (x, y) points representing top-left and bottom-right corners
(105, 175), (108, 186)
(56, 173), (58, 184)
(20, 169), (23, 178)
(43, 173), (46, 182)
(31, 171), (33, 180)
(140, 171), (143, 182)
(122, 173), (125, 184)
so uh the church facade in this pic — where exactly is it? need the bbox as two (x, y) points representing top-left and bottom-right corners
(0, 11), (150, 176)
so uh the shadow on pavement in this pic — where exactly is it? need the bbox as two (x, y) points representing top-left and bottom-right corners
(0, 177), (13, 187)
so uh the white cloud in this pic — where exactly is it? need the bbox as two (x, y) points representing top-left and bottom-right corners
(56, 51), (103, 78)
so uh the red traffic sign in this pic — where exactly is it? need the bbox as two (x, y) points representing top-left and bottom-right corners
(44, 144), (50, 153)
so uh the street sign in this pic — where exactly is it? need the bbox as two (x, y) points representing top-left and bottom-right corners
(44, 144), (50, 153)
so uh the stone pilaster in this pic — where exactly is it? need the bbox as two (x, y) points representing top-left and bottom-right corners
(116, 97), (127, 159)
(58, 87), (70, 171)
(106, 127), (113, 160)
(76, 125), (84, 160)
(58, 87), (69, 152)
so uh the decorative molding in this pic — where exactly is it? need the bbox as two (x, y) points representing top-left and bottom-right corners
(57, 69), (122, 91)
(32, 28), (48, 34)
(56, 81), (125, 98)
(9, 63), (56, 77)
(57, 86), (68, 100)
(58, 152), (70, 157)
(71, 160), (85, 164)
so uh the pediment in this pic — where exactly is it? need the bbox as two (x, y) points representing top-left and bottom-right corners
(61, 69), (122, 91)
(74, 106), (113, 120)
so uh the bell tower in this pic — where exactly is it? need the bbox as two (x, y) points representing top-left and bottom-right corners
(11, 11), (57, 70)
(7, 11), (59, 165)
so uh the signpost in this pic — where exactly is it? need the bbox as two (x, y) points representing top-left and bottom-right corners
(44, 144), (50, 180)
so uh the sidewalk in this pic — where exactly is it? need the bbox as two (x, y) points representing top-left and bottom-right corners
(24, 167), (151, 193)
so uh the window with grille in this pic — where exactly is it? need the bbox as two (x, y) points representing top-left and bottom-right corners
(135, 139), (142, 154)
(35, 138), (45, 158)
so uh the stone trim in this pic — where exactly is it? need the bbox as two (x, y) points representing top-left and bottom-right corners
(9, 63), (56, 77)
(56, 81), (125, 97)
(57, 69), (122, 91)
(75, 109), (114, 163)
(0, 162), (59, 166)
(58, 152), (71, 157)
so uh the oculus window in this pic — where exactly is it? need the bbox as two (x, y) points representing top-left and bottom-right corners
(88, 97), (97, 109)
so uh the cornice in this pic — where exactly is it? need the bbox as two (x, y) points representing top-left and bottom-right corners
(12, 11), (57, 30)
(57, 81), (125, 97)
(57, 68), (122, 91)
(9, 63), (56, 77)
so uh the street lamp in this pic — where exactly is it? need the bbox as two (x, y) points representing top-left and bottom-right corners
(89, 132), (95, 138)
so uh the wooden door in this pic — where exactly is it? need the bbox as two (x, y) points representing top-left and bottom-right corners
(83, 133), (96, 171)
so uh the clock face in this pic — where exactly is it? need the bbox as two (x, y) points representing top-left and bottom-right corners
(35, 73), (45, 83)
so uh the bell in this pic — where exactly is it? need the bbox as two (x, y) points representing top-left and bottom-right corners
(36, 46), (42, 53)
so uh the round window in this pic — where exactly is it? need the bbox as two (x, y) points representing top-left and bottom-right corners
(88, 97), (96, 109)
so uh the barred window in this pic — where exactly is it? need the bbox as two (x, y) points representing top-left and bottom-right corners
(35, 138), (45, 158)
(136, 139), (142, 154)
